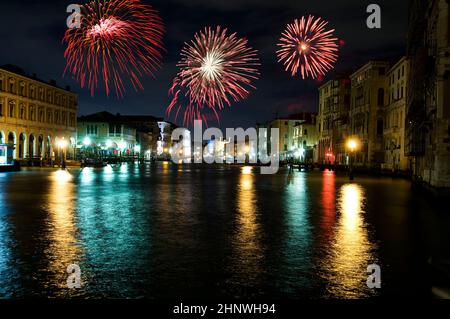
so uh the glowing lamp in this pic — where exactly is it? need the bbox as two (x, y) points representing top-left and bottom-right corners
(83, 137), (91, 146)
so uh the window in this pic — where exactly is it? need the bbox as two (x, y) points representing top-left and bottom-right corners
(0, 102), (3, 116)
(19, 105), (25, 119)
(304, 129), (308, 136)
(379, 67), (386, 76)
(30, 86), (35, 99)
(0, 77), (3, 91)
(377, 88), (384, 106)
(9, 103), (15, 117)
(20, 83), (25, 96)
(377, 119), (384, 136)
(29, 106), (34, 121)
(69, 114), (75, 127)
(9, 81), (14, 93)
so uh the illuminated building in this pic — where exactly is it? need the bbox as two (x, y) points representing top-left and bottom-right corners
(77, 112), (137, 156)
(383, 57), (410, 172)
(115, 114), (163, 159)
(157, 121), (176, 158)
(260, 113), (318, 162)
(0, 65), (77, 162)
(317, 77), (351, 165)
(349, 60), (391, 168)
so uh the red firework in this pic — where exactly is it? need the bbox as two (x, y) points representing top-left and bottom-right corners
(167, 26), (260, 125)
(277, 15), (338, 80)
(63, 0), (165, 97)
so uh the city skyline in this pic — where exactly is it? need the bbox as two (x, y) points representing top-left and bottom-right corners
(0, 0), (407, 128)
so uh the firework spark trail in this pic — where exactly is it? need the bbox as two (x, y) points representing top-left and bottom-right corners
(167, 26), (260, 126)
(277, 15), (339, 80)
(63, 0), (165, 98)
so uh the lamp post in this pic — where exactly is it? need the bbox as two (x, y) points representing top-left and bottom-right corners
(57, 138), (68, 169)
(346, 138), (358, 181)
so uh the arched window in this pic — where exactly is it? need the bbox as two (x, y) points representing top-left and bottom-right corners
(9, 101), (15, 117)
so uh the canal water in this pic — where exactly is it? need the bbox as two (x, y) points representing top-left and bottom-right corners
(0, 163), (449, 299)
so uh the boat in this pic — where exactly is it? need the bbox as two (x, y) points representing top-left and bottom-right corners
(0, 144), (21, 172)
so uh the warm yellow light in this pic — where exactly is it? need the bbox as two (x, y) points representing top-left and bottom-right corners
(57, 138), (68, 149)
(242, 166), (253, 175)
(54, 169), (72, 183)
(347, 139), (358, 152)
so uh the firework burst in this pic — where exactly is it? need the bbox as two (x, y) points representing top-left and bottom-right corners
(277, 15), (339, 80)
(167, 26), (260, 125)
(63, 0), (165, 97)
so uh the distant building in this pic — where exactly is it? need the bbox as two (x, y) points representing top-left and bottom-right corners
(349, 60), (391, 168)
(0, 65), (77, 161)
(116, 114), (163, 158)
(156, 121), (176, 158)
(259, 113), (318, 162)
(77, 112), (137, 156)
(317, 77), (351, 165)
(383, 57), (410, 172)
(407, 0), (450, 188)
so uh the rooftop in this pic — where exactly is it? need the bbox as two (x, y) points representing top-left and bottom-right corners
(0, 64), (74, 93)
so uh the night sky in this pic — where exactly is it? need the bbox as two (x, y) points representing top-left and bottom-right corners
(0, 0), (408, 128)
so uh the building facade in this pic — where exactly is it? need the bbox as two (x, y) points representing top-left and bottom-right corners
(260, 113), (318, 162)
(317, 77), (351, 165)
(383, 57), (410, 172)
(407, 0), (450, 188)
(117, 115), (163, 159)
(0, 65), (77, 162)
(349, 60), (391, 168)
(77, 112), (137, 156)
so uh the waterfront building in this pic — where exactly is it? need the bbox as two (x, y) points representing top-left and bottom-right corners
(349, 60), (391, 168)
(156, 121), (176, 159)
(407, 0), (450, 188)
(317, 77), (351, 165)
(77, 112), (137, 156)
(383, 57), (410, 172)
(260, 113), (318, 162)
(0, 65), (77, 162)
(116, 114), (163, 159)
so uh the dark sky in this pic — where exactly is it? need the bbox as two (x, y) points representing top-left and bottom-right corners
(0, 0), (408, 128)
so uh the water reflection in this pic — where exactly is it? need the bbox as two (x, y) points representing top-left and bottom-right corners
(323, 183), (377, 298)
(281, 172), (313, 291)
(76, 166), (151, 297)
(0, 175), (13, 297)
(231, 168), (263, 287)
(45, 170), (81, 291)
(320, 170), (336, 243)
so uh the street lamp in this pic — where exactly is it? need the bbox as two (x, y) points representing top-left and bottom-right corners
(57, 137), (68, 169)
(83, 136), (91, 146)
(346, 138), (359, 180)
